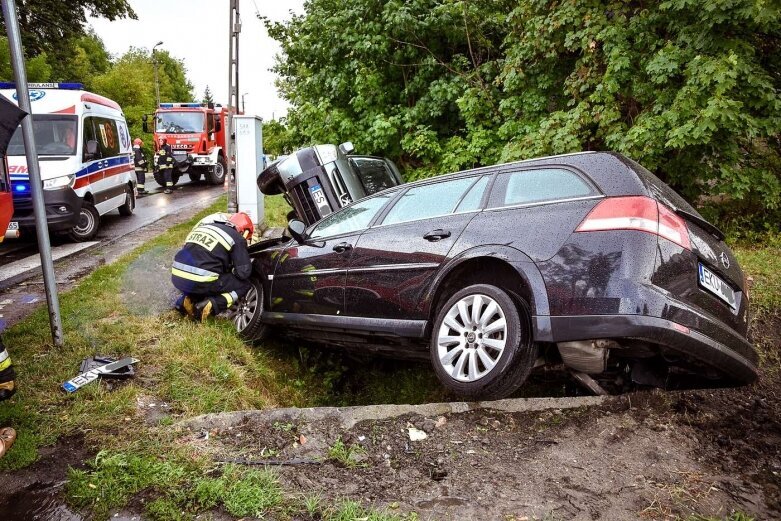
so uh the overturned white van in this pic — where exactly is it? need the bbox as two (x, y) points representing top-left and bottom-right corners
(1, 82), (136, 241)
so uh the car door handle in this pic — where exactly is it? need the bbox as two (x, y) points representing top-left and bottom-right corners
(333, 242), (353, 253)
(423, 229), (451, 241)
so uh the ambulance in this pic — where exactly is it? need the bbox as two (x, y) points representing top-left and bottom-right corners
(1, 83), (136, 242)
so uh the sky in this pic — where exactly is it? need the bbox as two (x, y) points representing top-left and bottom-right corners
(87, 0), (306, 121)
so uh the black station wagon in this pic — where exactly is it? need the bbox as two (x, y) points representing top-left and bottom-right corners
(233, 152), (757, 399)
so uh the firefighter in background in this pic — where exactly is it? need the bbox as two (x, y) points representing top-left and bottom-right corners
(171, 212), (254, 322)
(155, 137), (175, 194)
(0, 336), (16, 459)
(133, 138), (147, 194)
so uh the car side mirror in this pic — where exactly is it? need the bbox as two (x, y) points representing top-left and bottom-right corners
(338, 141), (354, 155)
(288, 219), (307, 244)
(85, 140), (99, 159)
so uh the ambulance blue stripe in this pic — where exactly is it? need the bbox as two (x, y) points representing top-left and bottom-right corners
(9, 155), (131, 181)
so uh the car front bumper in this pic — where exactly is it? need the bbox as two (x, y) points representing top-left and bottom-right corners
(11, 187), (83, 232)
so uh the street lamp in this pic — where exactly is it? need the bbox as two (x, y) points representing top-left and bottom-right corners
(241, 92), (248, 113)
(153, 41), (164, 107)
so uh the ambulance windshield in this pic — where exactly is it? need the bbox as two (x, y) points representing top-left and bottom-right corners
(155, 111), (204, 133)
(7, 115), (78, 156)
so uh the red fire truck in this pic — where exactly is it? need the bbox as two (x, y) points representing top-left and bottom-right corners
(0, 157), (13, 243)
(142, 102), (232, 187)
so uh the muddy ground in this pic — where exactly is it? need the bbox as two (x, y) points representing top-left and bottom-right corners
(175, 380), (780, 521)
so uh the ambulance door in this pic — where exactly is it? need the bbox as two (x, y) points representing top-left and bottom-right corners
(90, 116), (125, 215)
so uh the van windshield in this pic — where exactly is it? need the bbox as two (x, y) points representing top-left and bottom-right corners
(156, 111), (204, 133)
(7, 115), (78, 156)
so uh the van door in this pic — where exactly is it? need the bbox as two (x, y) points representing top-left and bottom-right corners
(85, 115), (126, 215)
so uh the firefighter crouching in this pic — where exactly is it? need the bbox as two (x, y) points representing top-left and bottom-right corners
(133, 138), (147, 194)
(171, 212), (254, 322)
(155, 137), (175, 194)
(0, 335), (17, 459)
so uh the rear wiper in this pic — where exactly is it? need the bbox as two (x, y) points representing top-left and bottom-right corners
(675, 209), (725, 241)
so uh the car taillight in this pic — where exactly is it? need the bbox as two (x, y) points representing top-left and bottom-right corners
(576, 196), (691, 250)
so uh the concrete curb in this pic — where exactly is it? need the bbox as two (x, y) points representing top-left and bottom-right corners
(179, 395), (611, 432)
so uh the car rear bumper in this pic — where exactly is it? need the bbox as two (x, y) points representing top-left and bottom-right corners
(535, 313), (757, 384)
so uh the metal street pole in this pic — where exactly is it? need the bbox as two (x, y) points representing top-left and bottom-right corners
(1, 0), (64, 346)
(153, 41), (163, 107)
(226, 0), (241, 213)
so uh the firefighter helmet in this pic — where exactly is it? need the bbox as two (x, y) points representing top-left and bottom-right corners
(133, 138), (143, 146)
(229, 212), (254, 240)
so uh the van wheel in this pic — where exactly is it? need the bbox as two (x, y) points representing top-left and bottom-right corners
(233, 277), (271, 343)
(118, 185), (135, 216)
(69, 202), (100, 242)
(430, 284), (537, 400)
(207, 155), (226, 185)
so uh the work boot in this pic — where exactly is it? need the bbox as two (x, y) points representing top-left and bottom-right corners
(182, 296), (196, 319)
(195, 298), (218, 323)
(164, 188), (172, 194)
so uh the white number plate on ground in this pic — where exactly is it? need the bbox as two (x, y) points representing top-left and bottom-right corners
(309, 184), (331, 217)
(7, 222), (18, 230)
(699, 263), (737, 310)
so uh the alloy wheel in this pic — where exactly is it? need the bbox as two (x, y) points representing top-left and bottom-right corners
(437, 293), (507, 382)
(233, 284), (259, 332)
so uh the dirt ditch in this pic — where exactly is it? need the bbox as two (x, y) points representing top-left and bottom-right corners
(177, 386), (780, 521)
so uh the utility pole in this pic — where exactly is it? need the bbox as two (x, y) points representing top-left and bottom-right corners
(226, 0), (241, 213)
(1, 0), (64, 346)
(153, 41), (164, 107)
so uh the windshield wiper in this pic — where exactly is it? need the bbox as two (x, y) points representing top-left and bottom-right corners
(674, 208), (725, 241)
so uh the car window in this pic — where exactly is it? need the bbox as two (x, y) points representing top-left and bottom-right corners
(455, 176), (489, 213)
(92, 117), (120, 158)
(309, 193), (393, 239)
(82, 117), (97, 161)
(382, 177), (477, 226)
(489, 168), (595, 208)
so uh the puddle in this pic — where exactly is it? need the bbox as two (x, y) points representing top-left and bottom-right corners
(0, 480), (82, 521)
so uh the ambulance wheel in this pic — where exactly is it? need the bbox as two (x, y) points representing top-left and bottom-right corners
(69, 202), (100, 242)
(207, 155), (227, 185)
(118, 184), (135, 216)
(234, 277), (271, 343)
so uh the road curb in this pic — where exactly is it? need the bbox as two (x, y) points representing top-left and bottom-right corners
(179, 395), (612, 432)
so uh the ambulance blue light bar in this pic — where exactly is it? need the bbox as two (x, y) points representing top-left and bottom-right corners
(158, 103), (204, 108)
(0, 82), (84, 90)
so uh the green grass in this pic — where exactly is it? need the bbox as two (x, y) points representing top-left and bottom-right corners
(327, 437), (367, 468)
(733, 233), (781, 313)
(265, 194), (292, 228)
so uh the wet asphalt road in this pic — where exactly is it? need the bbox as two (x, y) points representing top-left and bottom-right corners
(0, 177), (224, 267)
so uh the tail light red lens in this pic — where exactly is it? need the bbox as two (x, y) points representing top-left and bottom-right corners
(576, 196), (691, 250)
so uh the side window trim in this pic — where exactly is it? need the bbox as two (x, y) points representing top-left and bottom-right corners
(487, 165), (600, 209)
(451, 175), (484, 213)
(305, 191), (398, 241)
(376, 175), (485, 228)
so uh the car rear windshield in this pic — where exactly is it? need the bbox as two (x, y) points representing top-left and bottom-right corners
(7, 115), (78, 156)
(624, 157), (703, 218)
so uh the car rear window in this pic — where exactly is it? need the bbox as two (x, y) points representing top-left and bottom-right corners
(382, 176), (476, 225)
(488, 168), (596, 208)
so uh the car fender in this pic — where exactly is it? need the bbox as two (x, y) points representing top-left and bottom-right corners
(426, 245), (551, 315)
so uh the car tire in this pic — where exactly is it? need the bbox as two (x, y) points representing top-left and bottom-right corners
(234, 276), (271, 343)
(68, 201), (100, 242)
(430, 283), (537, 400)
(118, 184), (135, 216)
(206, 155), (226, 185)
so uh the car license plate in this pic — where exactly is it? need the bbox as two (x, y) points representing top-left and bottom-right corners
(699, 263), (737, 310)
(7, 221), (18, 230)
(309, 184), (332, 217)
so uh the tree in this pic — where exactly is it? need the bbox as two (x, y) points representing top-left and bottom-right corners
(262, 118), (297, 156)
(267, 0), (781, 229)
(202, 85), (214, 105)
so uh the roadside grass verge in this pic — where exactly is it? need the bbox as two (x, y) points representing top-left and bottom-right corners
(732, 233), (781, 373)
(0, 195), (435, 518)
